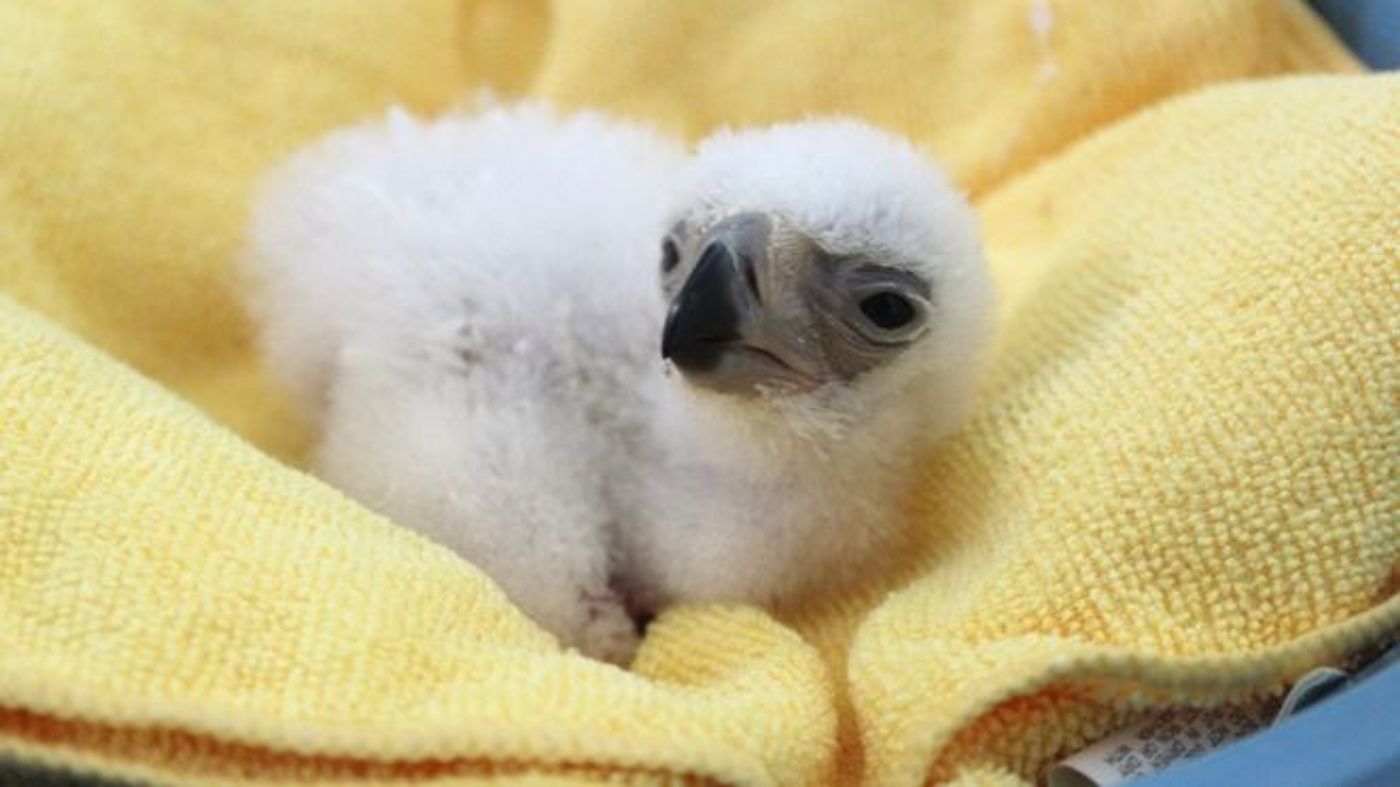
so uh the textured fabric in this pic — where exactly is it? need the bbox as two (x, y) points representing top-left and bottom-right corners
(1, 1), (1396, 785)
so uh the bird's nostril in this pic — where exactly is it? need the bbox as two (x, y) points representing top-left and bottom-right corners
(738, 254), (760, 302)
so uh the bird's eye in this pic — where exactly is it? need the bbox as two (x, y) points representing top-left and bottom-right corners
(660, 239), (680, 274)
(859, 292), (916, 330)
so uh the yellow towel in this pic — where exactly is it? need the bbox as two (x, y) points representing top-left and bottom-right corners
(1, 1), (1396, 785)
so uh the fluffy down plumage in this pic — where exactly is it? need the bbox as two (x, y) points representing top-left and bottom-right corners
(245, 104), (991, 664)
(246, 103), (683, 663)
(621, 120), (993, 610)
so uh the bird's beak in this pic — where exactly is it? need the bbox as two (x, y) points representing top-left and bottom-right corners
(661, 233), (753, 371)
(662, 213), (817, 394)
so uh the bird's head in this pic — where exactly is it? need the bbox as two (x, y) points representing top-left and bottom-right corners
(659, 120), (993, 441)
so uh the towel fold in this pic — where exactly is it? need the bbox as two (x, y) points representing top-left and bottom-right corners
(2, 1), (1395, 784)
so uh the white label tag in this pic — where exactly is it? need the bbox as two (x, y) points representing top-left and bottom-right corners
(1046, 641), (1398, 787)
(1047, 704), (1273, 787)
(1047, 662), (1365, 787)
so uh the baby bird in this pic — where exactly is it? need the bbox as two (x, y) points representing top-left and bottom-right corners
(245, 103), (683, 663)
(246, 105), (992, 664)
(620, 121), (993, 612)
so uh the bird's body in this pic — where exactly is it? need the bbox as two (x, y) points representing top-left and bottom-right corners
(246, 104), (992, 664)
(619, 378), (920, 608)
(246, 104), (682, 661)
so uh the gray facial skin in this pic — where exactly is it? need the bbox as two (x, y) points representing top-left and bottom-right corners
(660, 211), (934, 395)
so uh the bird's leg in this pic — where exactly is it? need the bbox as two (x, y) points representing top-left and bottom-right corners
(575, 586), (641, 666)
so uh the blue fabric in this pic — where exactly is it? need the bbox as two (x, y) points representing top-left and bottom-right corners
(1313, 0), (1400, 69)
(1138, 656), (1400, 787)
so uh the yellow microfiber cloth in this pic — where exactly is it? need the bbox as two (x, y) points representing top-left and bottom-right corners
(1, 1), (1396, 785)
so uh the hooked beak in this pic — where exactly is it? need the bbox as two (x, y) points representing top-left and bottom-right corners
(661, 213), (814, 394)
(661, 239), (749, 370)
